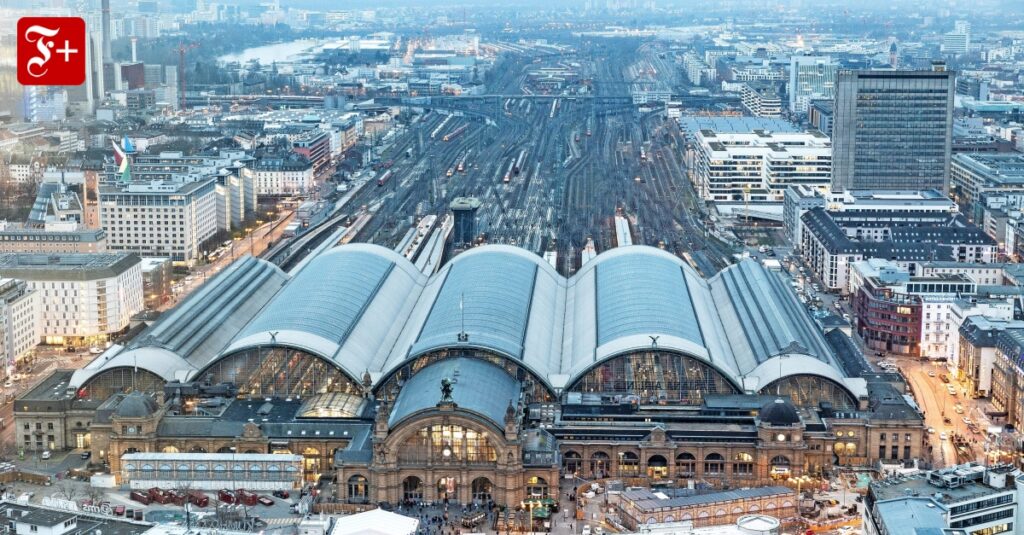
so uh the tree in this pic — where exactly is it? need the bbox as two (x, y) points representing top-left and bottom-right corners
(85, 486), (105, 506)
(55, 480), (79, 501)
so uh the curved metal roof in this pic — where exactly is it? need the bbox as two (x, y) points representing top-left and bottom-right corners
(69, 256), (287, 390)
(222, 243), (426, 382)
(79, 243), (860, 401)
(239, 248), (395, 346)
(388, 357), (521, 428)
(410, 248), (539, 359)
(595, 251), (704, 347)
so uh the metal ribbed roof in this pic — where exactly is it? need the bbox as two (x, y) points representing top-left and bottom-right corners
(73, 243), (860, 403)
(595, 252), (703, 347)
(239, 248), (394, 346)
(410, 250), (538, 359)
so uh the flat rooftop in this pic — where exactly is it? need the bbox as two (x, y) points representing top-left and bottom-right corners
(0, 253), (139, 281)
(870, 465), (1017, 504)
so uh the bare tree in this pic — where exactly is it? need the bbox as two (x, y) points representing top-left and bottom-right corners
(85, 486), (105, 505)
(54, 480), (79, 501)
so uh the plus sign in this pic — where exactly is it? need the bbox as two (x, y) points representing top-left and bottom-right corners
(56, 40), (78, 62)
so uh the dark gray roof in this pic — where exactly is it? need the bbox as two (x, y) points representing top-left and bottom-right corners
(114, 392), (160, 418)
(825, 329), (873, 378)
(759, 398), (801, 426)
(136, 255), (287, 363)
(801, 209), (956, 261)
(389, 358), (521, 428)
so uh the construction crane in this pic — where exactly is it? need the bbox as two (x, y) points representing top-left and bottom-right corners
(175, 42), (199, 111)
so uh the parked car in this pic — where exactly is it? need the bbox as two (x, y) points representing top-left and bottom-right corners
(257, 496), (274, 506)
(188, 491), (209, 508)
(40, 451), (51, 460)
(272, 490), (290, 499)
(940, 432), (948, 441)
(217, 489), (236, 504)
(80, 451), (91, 460)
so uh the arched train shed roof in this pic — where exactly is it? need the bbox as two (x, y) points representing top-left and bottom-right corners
(71, 244), (865, 401)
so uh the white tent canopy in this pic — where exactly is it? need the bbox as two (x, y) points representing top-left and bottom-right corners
(331, 509), (419, 535)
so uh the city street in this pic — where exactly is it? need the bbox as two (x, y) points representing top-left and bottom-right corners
(160, 211), (295, 312)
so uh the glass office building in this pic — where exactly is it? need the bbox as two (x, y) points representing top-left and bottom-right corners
(831, 68), (955, 193)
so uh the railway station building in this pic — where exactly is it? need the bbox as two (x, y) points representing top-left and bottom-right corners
(16, 244), (925, 506)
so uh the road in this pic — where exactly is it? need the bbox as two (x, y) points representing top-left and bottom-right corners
(160, 211), (295, 311)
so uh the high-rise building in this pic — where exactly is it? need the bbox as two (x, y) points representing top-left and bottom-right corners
(941, 20), (971, 55)
(0, 253), (143, 345)
(22, 86), (67, 123)
(789, 56), (836, 114)
(0, 278), (40, 378)
(99, 179), (219, 266)
(831, 67), (955, 193)
(739, 82), (783, 118)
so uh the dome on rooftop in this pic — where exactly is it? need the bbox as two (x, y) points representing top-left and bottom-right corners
(114, 392), (159, 418)
(759, 398), (800, 426)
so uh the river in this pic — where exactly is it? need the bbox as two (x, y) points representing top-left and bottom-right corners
(217, 39), (320, 64)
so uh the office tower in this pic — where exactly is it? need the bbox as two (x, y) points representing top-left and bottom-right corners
(942, 20), (971, 55)
(22, 86), (67, 122)
(831, 66), (955, 193)
(101, 0), (112, 61)
(789, 56), (837, 114)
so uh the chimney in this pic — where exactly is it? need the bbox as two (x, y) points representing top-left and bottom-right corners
(101, 0), (112, 62)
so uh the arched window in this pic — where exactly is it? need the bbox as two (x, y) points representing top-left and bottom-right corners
(704, 453), (725, 475)
(563, 451), (582, 475)
(141, 464), (153, 472)
(471, 477), (492, 503)
(250, 465), (261, 480)
(770, 455), (791, 477)
(397, 424), (497, 464)
(176, 464), (188, 473)
(733, 452), (754, 475)
(347, 475), (369, 504)
(590, 451), (610, 478)
(568, 350), (739, 405)
(619, 451), (640, 477)
(526, 476), (548, 498)
(159, 464), (172, 478)
(403, 476), (423, 502)
(647, 455), (668, 479)
(161, 445), (179, 453)
(676, 452), (696, 476)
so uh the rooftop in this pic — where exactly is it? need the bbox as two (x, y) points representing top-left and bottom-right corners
(621, 486), (793, 512)
(0, 253), (139, 281)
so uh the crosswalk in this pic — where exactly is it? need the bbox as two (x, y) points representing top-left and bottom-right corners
(263, 517), (301, 526)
